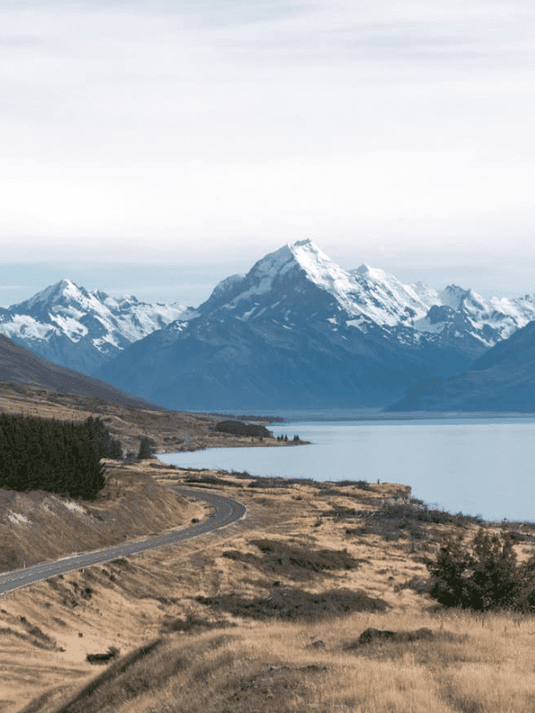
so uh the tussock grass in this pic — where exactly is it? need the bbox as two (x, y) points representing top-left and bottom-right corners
(37, 611), (535, 713)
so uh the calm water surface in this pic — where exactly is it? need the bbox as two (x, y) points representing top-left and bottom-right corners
(159, 419), (535, 523)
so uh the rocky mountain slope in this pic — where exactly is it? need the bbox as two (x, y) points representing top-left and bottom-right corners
(96, 240), (535, 411)
(0, 279), (193, 374)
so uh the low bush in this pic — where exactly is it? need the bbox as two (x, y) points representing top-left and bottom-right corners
(427, 527), (535, 611)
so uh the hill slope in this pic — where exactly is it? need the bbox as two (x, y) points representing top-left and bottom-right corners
(388, 320), (535, 412)
(0, 333), (164, 410)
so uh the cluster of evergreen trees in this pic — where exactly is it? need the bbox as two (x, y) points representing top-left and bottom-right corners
(0, 414), (122, 500)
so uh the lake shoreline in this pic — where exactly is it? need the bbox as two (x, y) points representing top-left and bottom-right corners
(160, 417), (535, 523)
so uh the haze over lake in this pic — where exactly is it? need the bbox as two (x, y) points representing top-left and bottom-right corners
(160, 417), (535, 523)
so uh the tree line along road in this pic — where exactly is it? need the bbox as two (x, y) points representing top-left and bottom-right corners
(0, 488), (246, 596)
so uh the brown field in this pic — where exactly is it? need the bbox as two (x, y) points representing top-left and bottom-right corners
(2, 468), (535, 712)
(1, 386), (535, 712)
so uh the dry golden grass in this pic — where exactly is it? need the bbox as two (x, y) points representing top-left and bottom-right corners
(3, 465), (535, 713)
(23, 611), (535, 713)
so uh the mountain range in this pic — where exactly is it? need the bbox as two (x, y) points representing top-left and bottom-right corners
(388, 318), (535, 413)
(95, 240), (535, 411)
(2, 240), (534, 412)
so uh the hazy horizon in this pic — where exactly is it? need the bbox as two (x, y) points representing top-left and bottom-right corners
(0, 247), (533, 309)
(1, 0), (534, 305)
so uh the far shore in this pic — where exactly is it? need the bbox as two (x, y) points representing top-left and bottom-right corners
(239, 408), (535, 423)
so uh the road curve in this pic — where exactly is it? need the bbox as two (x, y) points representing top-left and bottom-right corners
(0, 487), (246, 597)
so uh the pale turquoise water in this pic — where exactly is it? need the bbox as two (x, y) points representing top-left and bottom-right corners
(159, 418), (535, 523)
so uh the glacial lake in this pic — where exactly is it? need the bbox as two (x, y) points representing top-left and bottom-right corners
(159, 418), (535, 523)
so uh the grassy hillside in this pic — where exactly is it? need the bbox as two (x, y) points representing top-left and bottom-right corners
(1, 466), (534, 712)
(0, 381), (288, 456)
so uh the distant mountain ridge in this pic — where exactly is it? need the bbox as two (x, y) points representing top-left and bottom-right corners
(0, 280), (193, 374)
(193, 241), (535, 356)
(95, 240), (535, 411)
(389, 319), (535, 413)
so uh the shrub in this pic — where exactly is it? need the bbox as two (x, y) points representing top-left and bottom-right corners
(427, 527), (535, 611)
(215, 420), (271, 438)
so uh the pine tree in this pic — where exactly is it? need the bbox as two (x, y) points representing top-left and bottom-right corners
(0, 414), (105, 500)
(137, 436), (155, 460)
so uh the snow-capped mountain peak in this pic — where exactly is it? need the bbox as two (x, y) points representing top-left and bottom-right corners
(201, 239), (442, 330)
(0, 279), (193, 374)
(290, 239), (357, 301)
(438, 284), (471, 311)
(201, 239), (367, 324)
(198, 240), (535, 354)
(22, 279), (87, 310)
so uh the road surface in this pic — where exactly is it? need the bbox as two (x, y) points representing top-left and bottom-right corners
(0, 487), (246, 596)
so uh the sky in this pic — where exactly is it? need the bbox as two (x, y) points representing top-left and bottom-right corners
(1, 0), (534, 307)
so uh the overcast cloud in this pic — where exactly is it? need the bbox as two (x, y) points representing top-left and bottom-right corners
(1, 0), (534, 299)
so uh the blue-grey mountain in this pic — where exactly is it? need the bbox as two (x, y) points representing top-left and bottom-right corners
(95, 241), (535, 411)
(0, 333), (163, 410)
(388, 319), (535, 413)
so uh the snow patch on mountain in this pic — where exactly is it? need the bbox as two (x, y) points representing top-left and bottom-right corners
(0, 314), (55, 341)
(0, 279), (194, 374)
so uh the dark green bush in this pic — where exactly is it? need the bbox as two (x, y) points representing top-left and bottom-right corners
(427, 527), (535, 611)
(215, 420), (271, 438)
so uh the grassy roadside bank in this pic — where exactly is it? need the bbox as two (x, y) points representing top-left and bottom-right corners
(0, 460), (207, 574)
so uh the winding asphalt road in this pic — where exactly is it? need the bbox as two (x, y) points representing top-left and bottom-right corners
(0, 487), (246, 597)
